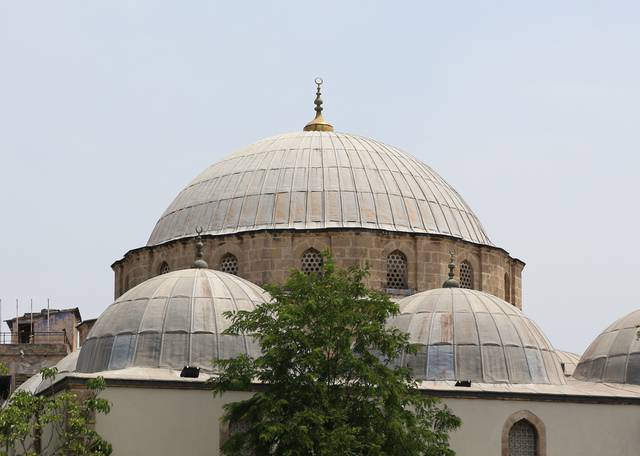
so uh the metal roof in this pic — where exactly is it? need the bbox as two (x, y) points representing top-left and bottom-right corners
(574, 309), (640, 384)
(556, 350), (581, 377)
(76, 269), (269, 373)
(387, 288), (566, 384)
(148, 131), (492, 246)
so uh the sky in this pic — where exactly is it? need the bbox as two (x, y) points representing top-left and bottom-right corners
(1, 1), (639, 354)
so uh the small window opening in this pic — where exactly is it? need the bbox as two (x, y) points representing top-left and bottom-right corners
(508, 419), (538, 456)
(220, 254), (238, 275)
(18, 323), (31, 344)
(301, 248), (323, 275)
(386, 251), (408, 289)
(159, 262), (170, 275)
(460, 261), (474, 289)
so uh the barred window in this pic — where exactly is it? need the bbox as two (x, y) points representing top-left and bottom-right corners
(386, 251), (408, 289)
(159, 262), (170, 275)
(460, 261), (473, 289)
(220, 254), (238, 275)
(508, 420), (537, 456)
(301, 248), (323, 274)
(505, 272), (511, 302)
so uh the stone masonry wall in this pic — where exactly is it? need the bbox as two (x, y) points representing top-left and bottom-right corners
(113, 230), (524, 308)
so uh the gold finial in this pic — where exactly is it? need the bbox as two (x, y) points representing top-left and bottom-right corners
(303, 77), (334, 132)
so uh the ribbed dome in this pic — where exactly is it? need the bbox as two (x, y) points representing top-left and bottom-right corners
(76, 269), (269, 373)
(387, 288), (565, 384)
(574, 309), (640, 384)
(148, 131), (492, 246)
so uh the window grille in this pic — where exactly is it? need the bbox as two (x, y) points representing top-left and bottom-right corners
(508, 420), (537, 456)
(460, 261), (473, 289)
(220, 254), (238, 275)
(301, 249), (323, 274)
(159, 262), (170, 275)
(386, 251), (408, 289)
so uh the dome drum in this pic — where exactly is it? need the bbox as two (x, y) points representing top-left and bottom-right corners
(113, 230), (524, 306)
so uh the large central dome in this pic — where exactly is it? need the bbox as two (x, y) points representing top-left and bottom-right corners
(148, 131), (492, 246)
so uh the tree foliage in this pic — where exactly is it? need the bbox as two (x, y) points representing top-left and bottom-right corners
(210, 254), (461, 456)
(0, 367), (112, 456)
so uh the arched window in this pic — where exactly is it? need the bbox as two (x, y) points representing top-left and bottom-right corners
(386, 251), (408, 289)
(159, 261), (170, 275)
(505, 272), (511, 302)
(460, 260), (474, 289)
(508, 419), (538, 456)
(301, 248), (323, 274)
(220, 253), (238, 275)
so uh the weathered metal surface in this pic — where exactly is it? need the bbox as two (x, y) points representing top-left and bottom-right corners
(76, 269), (269, 373)
(574, 309), (640, 384)
(147, 131), (492, 246)
(387, 288), (566, 384)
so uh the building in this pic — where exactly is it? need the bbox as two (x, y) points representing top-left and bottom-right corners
(19, 81), (640, 455)
(0, 307), (80, 396)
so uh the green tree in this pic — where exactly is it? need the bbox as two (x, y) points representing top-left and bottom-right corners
(210, 254), (461, 456)
(0, 367), (112, 456)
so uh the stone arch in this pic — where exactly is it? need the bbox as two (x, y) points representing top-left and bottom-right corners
(501, 410), (546, 456)
(382, 240), (416, 289)
(158, 261), (170, 275)
(386, 250), (408, 289)
(291, 238), (330, 262)
(459, 260), (474, 289)
(300, 248), (324, 274)
(212, 244), (244, 275)
(220, 253), (239, 275)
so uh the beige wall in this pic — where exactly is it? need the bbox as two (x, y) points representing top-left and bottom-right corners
(445, 396), (640, 455)
(113, 230), (524, 308)
(96, 386), (640, 456)
(97, 387), (244, 456)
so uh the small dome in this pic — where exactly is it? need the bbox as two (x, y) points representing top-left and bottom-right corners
(148, 131), (492, 246)
(387, 288), (565, 384)
(574, 309), (640, 384)
(76, 269), (269, 373)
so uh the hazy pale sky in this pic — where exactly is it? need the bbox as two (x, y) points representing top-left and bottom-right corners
(1, 1), (639, 354)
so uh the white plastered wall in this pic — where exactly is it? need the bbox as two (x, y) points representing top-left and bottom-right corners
(96, 387), (640, 456)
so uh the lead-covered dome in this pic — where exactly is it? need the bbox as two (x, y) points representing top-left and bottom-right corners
(574, 309), (640, 384)
(148, 131), (492, 246)
(77, 269), (269, 373)
(387, 288), (565, 384)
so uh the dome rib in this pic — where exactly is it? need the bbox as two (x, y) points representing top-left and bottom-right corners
(147, 131), (492, 246)
(76, 269), (270, 374)
(388, 288), (565, 385)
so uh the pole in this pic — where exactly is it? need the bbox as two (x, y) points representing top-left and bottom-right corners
(15, 299), (18, 343)
(0, 298), (2, 343)
(47, 298), (50, 334)
(30, 298), (33, 344)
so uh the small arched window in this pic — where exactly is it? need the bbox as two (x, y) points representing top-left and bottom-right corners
(460, 261), (474, 289)
(505, 272), (511, 302)
(301, 248), (323, 274)
(159, 262), (170, 275)
(220, 253), (238, 275)
(386, 251), (408, 289)
(508, 419), (538, 456)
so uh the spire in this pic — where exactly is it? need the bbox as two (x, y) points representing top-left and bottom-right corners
(303, 77), (334, 132)
(442, 251), (460, 288)
(192, 227), (209, 269)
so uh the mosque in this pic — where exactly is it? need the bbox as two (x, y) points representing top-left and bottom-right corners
(19, 80), (640, 455)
